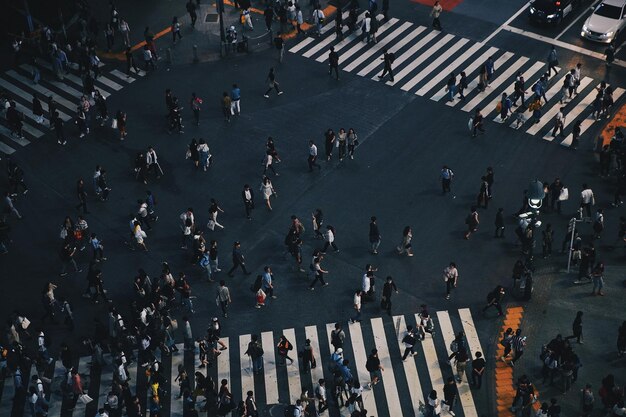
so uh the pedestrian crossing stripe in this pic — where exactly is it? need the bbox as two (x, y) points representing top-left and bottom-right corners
(0, 308), (490, 417)
(0, 60), (144, 155)
(289, 15), (619, 147)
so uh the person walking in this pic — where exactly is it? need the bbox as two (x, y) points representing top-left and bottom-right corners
(216, 280), (231, 318)
(349, 290), (363, 324)
(472, 108), (485, 137)
(593, 208), (604, 239)
(273, 33), (285, 63)
(551, 107), (565, 137)
(301, 339), (316, 372)
(464, 206), (479, 239)
(276, 335), (294, 366)
(378, 49), (395, 82)
(401, 325), (417, 360)
(227, 241), (251, 276)
(381, 276), (398, 315)
(190, 92), (202, 125)
(309, 254), (329, 290)
(443, 377), (458, 414)
(75, 178), (90, 214)
(365, 348), (383, 388)
(242, 184), (254, 220)
(605, 43), (615, 67)
(260, 176), (276, 211)
(590, 261), (604, 296)
(321, 225), (339, 253)
(495, 208), (505, 238)
(369, 216), (381, 254)
(482, 285), (505, 315)
(397, 226), (413, 256)
(263, 68), (283, 98)
(244, 334), (264, 374)
(230, 84), (241, 116)
(431, 0), (443, 30)
(441, 165), (454, 194)
(510, 329), (526, 367)
(308, 140), (321, 171)
(328, 47), (339, 80)
(565, 311), (584, 344)
(443, 262), (458, 300)
(580, 184), (595, 219)
(547, 46), (559, 76)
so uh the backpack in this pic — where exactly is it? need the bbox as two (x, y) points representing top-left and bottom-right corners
(449, 340), (458, 353)
(402, 333), (416, 345)
(365, 356), (377, 372)
(388, 52), (395, 63)
(254, 343), (264, 357)
(331, 330), (343, 348)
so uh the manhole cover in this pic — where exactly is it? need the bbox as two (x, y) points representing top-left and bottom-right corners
(205, 14), (218, 22)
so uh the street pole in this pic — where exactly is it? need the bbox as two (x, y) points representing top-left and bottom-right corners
(216, 0), (226, 57)
(566, 217), (577, 273)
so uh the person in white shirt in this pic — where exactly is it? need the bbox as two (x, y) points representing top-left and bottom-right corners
(137, 199), (152, 230)
(551, 107), (565, 137)
(349, 290), (362, 323)
(146, 147), (161, 179)
(580, 184), (595, 219)
(322, 225), (339, 253)
(315, 379), (328, 414)
(312, 7), (324, 36)
(308, 140), (321, 171)
(293, 400), (304, 417)
(573, 63), (582, 95)
(362, 12), (372, 43)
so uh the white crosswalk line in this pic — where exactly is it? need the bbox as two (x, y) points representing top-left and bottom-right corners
(304, 326), (325, 392)
(394, 316), (424, 417)
(545, 83), (598, 141)
(47, 359), (67, 417)
(415, 313), (444, 395)
(436, 311), (478, 417)
(170, 345), (185, 417)
(130, 67), (146, 77)
(382, 33), (455, 85)
(239, 335), (255, 402)
(416, 42), (482, 97)
(34, 61), (84, 88)
(290, 36), (316, 54)
(317, 14), (383, 62)
(283, 328), (303, 404)
(342, 22), (416, 72)
(98, 354), (114, 410)
(370, 318), (402, 415)
(0, 124), (31, 146)
(19, 121), (43, 138)
(110, 69), (136, 83)
(7, 70), (76, 112)
(336, 18), (399, 65)
(261, 331), (279, 404)
(448, 51), (514, 107)
(0, 77), (71, 120)
(431, 47), (499, 102)
(19, 65), (84, 99)
(527, 76), (593, 137)
(401, 37), (470, 92)
(0, 141), (16, 155)
(0, 367), (15, 417)
(460, 55), (528, 112)
(508, 73), (569, 129)
(358, 30), (437, 77)
(561, 87), (625, 146)
(487, 61), (545, 120)
(347, 322), (377, 413)
(303, 12), (367, 58)
(458, 309), (484, 358)
(95, 75), (124, 91)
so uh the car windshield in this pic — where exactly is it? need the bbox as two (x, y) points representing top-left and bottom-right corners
(594, 3), (622, 19)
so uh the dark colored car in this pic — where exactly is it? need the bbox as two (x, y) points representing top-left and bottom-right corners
(528, 0), (582, 25)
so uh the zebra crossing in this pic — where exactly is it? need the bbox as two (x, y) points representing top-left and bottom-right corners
(289, 16), (624, 147)
(0, 61), (145, 156)
(0, 308), (489, 417)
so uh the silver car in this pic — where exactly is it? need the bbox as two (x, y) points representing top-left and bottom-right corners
(581, 0), (626, 43)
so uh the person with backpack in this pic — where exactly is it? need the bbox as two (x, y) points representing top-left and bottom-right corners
(244, 335), (264, 374)
(483, 285), (505, 316)
(447, 331), (465, 363)
(330, 323), (345, 352)
(277, 335), (294, 366)
(378, 49), (395, 82)
(365, 348), (383, 388)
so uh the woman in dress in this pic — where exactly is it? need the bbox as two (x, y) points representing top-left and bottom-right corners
(259, 176), (276, 211)
(187, 139), (199, 168)
(397, 226), (413, 256)
(197, 139), (211, 171)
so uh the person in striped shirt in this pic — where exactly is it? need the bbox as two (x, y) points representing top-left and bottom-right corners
(510, 329), (526, 367)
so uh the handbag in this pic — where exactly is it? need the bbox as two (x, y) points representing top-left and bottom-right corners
(79, 394), (93, 404)
(111, 118), (118, 129)
(558, 187), (569, 201)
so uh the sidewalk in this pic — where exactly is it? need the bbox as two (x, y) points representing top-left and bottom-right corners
(512, 265), (625, 416)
